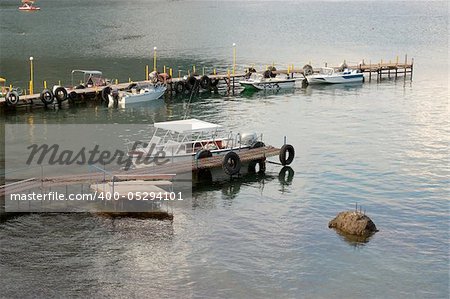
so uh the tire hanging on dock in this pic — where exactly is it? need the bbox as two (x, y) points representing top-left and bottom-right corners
(174, 81), (185, 94)
(101, 86), (112, 102)
(279, 144), (295, 166)
(222, 151), (241, 176)
(54, 87), (68, 103)
(199, 75), (212, 90)
(303, 64), (313, 76)
(250, 141), (265, 149)
(5, 91), (19, 107)
(185, 76), (198, 91)
(68, 91), (78, 101)
(40, 89), (54, 105)
(195, 149), (213, 160)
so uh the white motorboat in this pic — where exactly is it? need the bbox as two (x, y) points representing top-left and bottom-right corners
(306, 67), (363, 84)
(19, 0), (40, 11)
(239, 73), (297, 91)
(127, 118), (265, 168)
(110, 83), (166, 105)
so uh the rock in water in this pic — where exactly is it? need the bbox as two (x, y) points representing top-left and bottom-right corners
(328, 211), (378, 236)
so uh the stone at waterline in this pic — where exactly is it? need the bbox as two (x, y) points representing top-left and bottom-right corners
(328, 211), (378, 236)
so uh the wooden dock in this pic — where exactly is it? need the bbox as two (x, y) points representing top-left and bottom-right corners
(0, 56), (413, 109)
(0, 146), (281, 196)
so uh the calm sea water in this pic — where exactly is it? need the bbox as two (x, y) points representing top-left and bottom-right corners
(0, 1), (449, 298)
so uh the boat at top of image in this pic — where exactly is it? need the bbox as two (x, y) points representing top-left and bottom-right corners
(306, 67), (363, 84)
(19, 0), (40, 11)
(108, 83), (166, 105)
(239, 72), (298, 91)
(127, 118), (266, 167)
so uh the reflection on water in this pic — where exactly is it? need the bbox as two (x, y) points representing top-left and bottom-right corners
(332, 227), (376, 248)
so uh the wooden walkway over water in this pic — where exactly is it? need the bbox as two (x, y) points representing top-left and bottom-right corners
(0, 146), (280, 196)
(0, 57), (413, 109)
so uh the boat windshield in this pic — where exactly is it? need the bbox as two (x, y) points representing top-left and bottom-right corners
(249, 73), (263, 81)
(320, 68), (334, 76)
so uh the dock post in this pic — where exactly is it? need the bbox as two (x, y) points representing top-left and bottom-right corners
(410, 58), (414, 80)
(404, 54), (408, 82)
(145, 65), (149, 80)
(395, 56), (398, 79)
(369, 60), (372, 82)
(29, 56), (34, 95)
(388, 60), (391, 79)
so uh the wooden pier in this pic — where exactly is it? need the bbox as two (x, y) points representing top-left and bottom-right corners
(0, 146), (281, 196)
(0, 56), (414, 110)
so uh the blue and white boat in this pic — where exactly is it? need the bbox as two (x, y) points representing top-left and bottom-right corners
(306, 67), (363, 84)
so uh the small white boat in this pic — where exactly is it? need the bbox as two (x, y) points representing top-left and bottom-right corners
(306, 67), (363, 84)
(19, 0), (40, 10)
(109, 83), (166, 105)
(239, 73), (297, 91)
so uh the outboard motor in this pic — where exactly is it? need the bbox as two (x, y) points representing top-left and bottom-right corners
(240, 132), (258, 146)
(111, 88), (119, 104)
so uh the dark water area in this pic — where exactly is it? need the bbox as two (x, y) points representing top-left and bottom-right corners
(0, 1), (449, 298)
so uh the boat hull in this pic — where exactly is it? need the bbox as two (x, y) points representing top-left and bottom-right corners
(307, 73), (363, 84)
(123, 88), (166, 104)
(239, 79), (296, 90)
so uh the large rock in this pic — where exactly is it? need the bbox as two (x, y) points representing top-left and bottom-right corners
(328, 211), (378, 236)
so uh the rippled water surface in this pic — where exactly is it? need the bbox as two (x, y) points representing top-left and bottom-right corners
(0, 1), (449, 298)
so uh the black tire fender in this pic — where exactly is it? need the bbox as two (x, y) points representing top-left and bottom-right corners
(68, 91), (78, 101)
(54, 87), (68, 103)
(195, 149), (213, 160)
(101, 86), (112, 102)
(185, 76), (197, 91)
(174, 81), (185, 94)
(199, 75), (212, 89)
(279, 144), (295, 166)
(250, 141), (265, 149)
(5, 91), (20, 106)
(40, 89), (54, 105)
(222, 151), (241, 176)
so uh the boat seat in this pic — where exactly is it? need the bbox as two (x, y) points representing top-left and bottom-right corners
(142, 136), (161, 153)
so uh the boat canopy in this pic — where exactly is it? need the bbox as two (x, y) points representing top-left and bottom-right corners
(71, 70), (103, 86)
(154, 119), (223, 133)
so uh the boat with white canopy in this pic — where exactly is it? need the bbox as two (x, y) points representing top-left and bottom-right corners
(127, 118), (264, 167)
